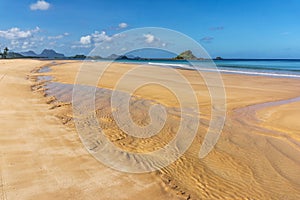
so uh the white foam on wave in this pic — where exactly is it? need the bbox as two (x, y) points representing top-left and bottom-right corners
(148, 62), (194, 69)
(147, 62), (300, 78)
(215, 68), (300, 78)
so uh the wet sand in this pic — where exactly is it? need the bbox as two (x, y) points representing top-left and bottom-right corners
(0, 59), (178, 200)
(1, 59), (300, 199)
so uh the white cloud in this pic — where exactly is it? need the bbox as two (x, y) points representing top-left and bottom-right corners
(92, 31), (112, 44)
(76, 31), (112, 48)
(143, 34), (155, 43)
(141, 33), (168, 47)
(80, 35), (92, 45)
(30, 0), (50, 11)
(48, 35), (63, 40)
(48, 41), (56, 46)
(0, 27), (40, 40)
(71, 44), (91, 49)
(10, 40), (20, 49)
(48, 32), (69, 40)
(118, 23), (128, 29)
(0, 27), (43, 51)
(21, 41), (36, 49)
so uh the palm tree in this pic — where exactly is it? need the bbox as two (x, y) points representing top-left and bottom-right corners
(3, 47), (9, 59)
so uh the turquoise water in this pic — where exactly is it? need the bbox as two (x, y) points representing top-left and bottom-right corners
(111, 59), (300, 78)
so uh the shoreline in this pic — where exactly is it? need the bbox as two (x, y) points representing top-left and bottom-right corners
(31, 61), (190, 199)
(0, 59), (182, 200)
(1, 59), (299, 199)
(36, 60), (300, 199)
(98, 59), (300, 79)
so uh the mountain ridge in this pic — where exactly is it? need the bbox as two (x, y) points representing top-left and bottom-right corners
(19, 49), (65, 58)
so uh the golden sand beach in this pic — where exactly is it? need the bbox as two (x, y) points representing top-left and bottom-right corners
(1, 59), (300, 199)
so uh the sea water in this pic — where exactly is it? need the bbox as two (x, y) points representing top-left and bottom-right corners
(112, 59), (300, 78)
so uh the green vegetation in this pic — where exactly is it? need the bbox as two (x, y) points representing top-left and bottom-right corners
(173, 50), (198, 60)
(3, 47), (9, 59)
(0, 47), (9, 59)
(73, 54), (87, 59)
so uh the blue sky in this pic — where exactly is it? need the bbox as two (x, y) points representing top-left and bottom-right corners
(0, 0), (299, 58)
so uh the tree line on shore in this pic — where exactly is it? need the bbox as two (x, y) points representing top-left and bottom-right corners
(0, 47), (9, 59)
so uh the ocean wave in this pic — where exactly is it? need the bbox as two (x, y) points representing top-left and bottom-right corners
(147, 62), (193, 69)
(147, 62), (300, 78)
(215, 68), (300, 78)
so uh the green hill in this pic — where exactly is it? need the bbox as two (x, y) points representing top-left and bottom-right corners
(174, 50), (198, 60)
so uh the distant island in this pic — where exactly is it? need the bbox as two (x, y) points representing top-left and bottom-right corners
(0, 48), (223, 60)
(172, 50), (223, 60)
(0, 49), (66, 59)
(173, 50), (199, 60)
(20, 49), (65, 58)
